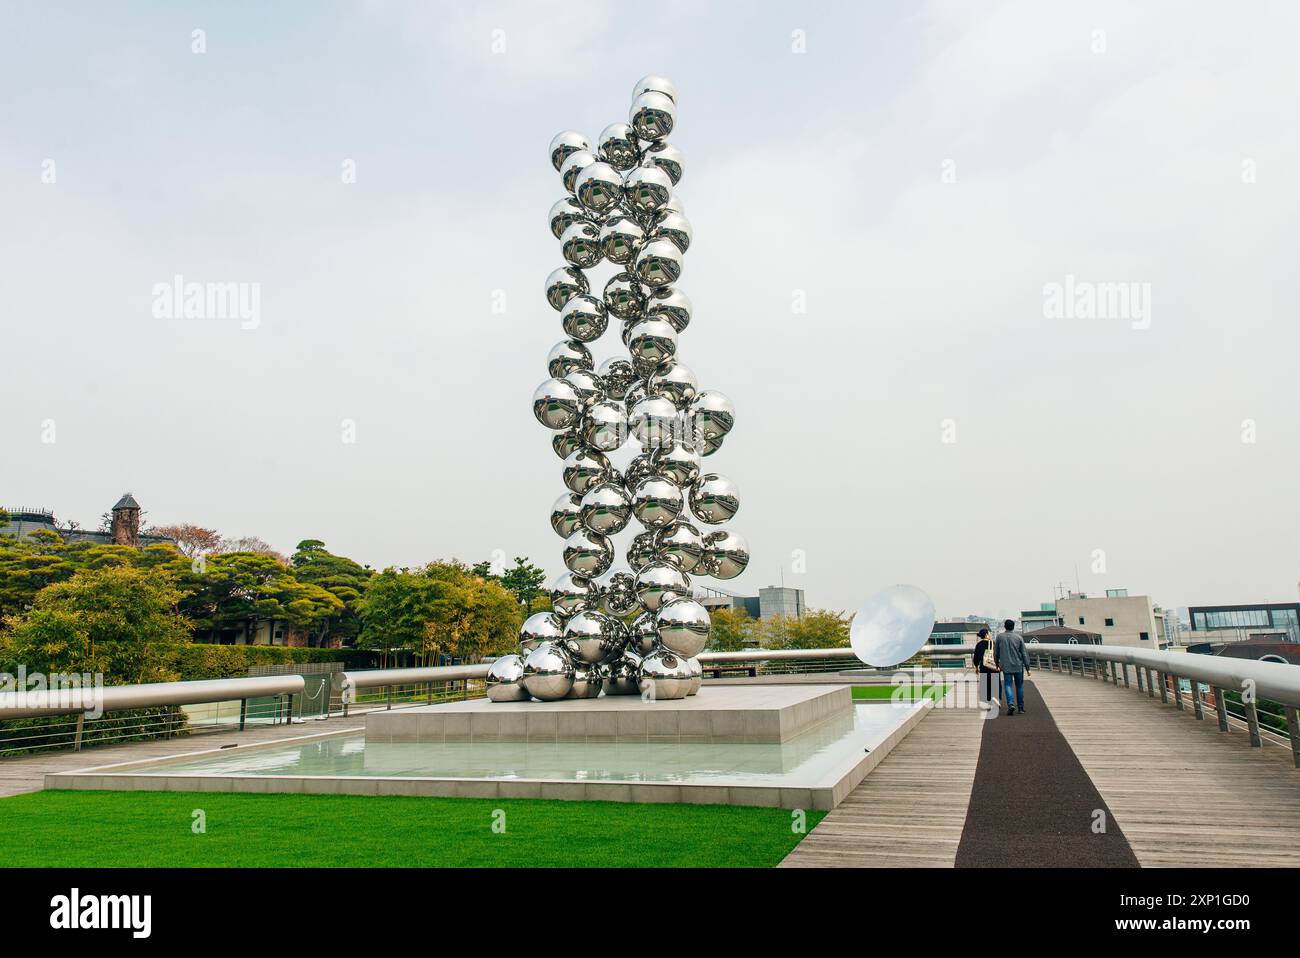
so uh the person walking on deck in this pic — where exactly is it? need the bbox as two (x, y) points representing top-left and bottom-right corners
(972, 627), (1000, 709)
(994, 619), (1031, 715)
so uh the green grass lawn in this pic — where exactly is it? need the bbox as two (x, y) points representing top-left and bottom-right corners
(0, 790), (823, 868)
(852, 684), (949, 702)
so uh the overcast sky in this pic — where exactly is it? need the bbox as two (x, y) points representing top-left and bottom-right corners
(2, 0), (1297, 623)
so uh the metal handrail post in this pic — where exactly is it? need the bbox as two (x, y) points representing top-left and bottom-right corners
(1191, 681), (1204, 720)
(1244, 699), (1263, 747)
(1286, 707), (1300, 768)
(1158, 671), (1168, 704)
(73, 713), (85, 751)
(239, 698), (247, 731)
(1146, 668), (1155, 698)
(1173, 675), (1184, 710)
(1213, 686), (1229, 732)
(1122, 663), (1131, 688)
(1136, 667), (1145, 693)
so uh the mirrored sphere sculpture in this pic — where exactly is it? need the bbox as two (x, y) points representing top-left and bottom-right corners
(655, 597), (711, 658)
(638, 648), (692, 700)
(850, 584), (937, 668)
(506, 76), (749, 708)
(522, 642), (576, 701)
(486, 654), (530, 702)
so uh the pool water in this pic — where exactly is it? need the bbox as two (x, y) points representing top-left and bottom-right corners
(131, 703), (921, 788)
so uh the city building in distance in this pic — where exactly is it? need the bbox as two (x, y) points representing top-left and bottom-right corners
(1046, 589), (1168, 649)
(1186, 602), (1300, 646)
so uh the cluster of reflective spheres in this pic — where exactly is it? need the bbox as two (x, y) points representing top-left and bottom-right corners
(492, 76), (748, 705)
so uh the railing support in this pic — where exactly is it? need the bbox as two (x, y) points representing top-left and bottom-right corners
(73, 713), (85, 752)
(427, 682), (434, 705)
(1286, 707), (1300, 769)
(1191, 680), (1204, 720)
(1213, 686), (1229, 731)
(1146, 668), (1155, 698)
(239, 698), (247, 731)
(286, 693), (294, 724)
(1244, 699), (1263, 748)
(1136, 667), (1145, 693)
(387, 685), (393, 710)
(1158, 671), (1168, 704)
(1121, 663), (1131, 689)
(1172, 676), (1184, 710)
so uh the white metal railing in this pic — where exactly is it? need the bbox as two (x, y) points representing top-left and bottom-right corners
(1026, 642), (1300, 766)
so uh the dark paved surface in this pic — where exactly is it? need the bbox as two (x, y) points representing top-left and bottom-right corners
(955, 680), (1139, 868)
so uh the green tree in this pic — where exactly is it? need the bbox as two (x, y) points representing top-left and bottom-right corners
(761, 610), (851, 650)
(182, 552), (342, 643)
(289, 540), (372, 646)
(705, 607), (757, 651)
(0, 565), (191, 684)
(473, 556), (547, 611)
(358, 561), (519, 665)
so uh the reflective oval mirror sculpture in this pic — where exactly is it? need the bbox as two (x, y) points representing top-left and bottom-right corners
(849, 584), (937, 668)
(511, 77), (750, 705)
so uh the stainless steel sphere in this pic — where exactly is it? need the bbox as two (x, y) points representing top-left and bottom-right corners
(545, 265), (588, 311)
(690, 474), (740, 525)
(649, 362), (697, 409)
(564, 368), (603, 409)
(533, 378), (581, 430)
(700, 435), (724, 457)
(549, 196), (587, 239)
(596, 356), (637, 401)
(649, 444), (700, 487)
(603, 651), (643, 695)
(627, 612), (659, 655)
(687, 656), (702, 695)
(563, 528), (614, 578)
(546, 339), (592, 378)
(701, 530), (749, 579)
(630, 91), (676, 140)
(580, 399), (627, 452)
(645, 287), (691, 332)
(597, 122), (641, 171)
(552, 430), (582, 460)
(522, 641), (575, 701)
(652, 211), (692, 253)
(632, 74), (677, 103)
(603, 271), (645, 320)
(626, 318), (678, 373)
(627, 530), (658, 572)
(550, 571), (594, 617)
(575, 161), (623, 214)
(642, 141), (684, 185)
(599, 215), (645, 266)
(562, 609), (625, 664)
(631, 475), (685, 529)
(559, 221), (604, 270)
(638, 648), (692, 700)
(655, 597), (711, 658)
(550, 491), (583, 537)
(579, 481), (631, 535)
(566, 663), (604, 699)
(560, 149), (597, 193)
(562, 447), (612, 494)
(623, 166), (674, 214)
(559, 294), (608, 343)
(550, 130), (591, 172)
(624, 379), (648, 415)
(635, 561), (690, 613)
(691, 391), (735, 440)
(486, 654), (529, 702)
(519, 612), (566, 654)
(634, 239), (683, 289)
(654, 520), (704, 572)
(598, 568), (639, 616)
(629, 395), (680, 449)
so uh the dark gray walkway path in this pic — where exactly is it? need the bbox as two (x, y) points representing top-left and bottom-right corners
(954, 679), (1138, 867)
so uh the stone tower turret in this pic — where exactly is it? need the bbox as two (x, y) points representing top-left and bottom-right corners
(110, 493), (141, 547)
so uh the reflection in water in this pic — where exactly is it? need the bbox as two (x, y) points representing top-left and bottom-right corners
(137, 704), (920, 788)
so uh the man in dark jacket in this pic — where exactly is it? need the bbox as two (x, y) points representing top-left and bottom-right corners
(994, 619), (1031, 715)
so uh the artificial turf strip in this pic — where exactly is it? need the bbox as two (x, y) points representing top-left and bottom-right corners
(0, 791), (824, 868)
(851, 684), (948, 702)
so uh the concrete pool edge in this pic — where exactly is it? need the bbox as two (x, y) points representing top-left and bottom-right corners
(42, 700), (934, 811)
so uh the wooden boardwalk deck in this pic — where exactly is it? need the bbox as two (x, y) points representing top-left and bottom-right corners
(783, 671), (1300, 868)
(1032, 670), (1300, 867)
(780, 697), (985, 867)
